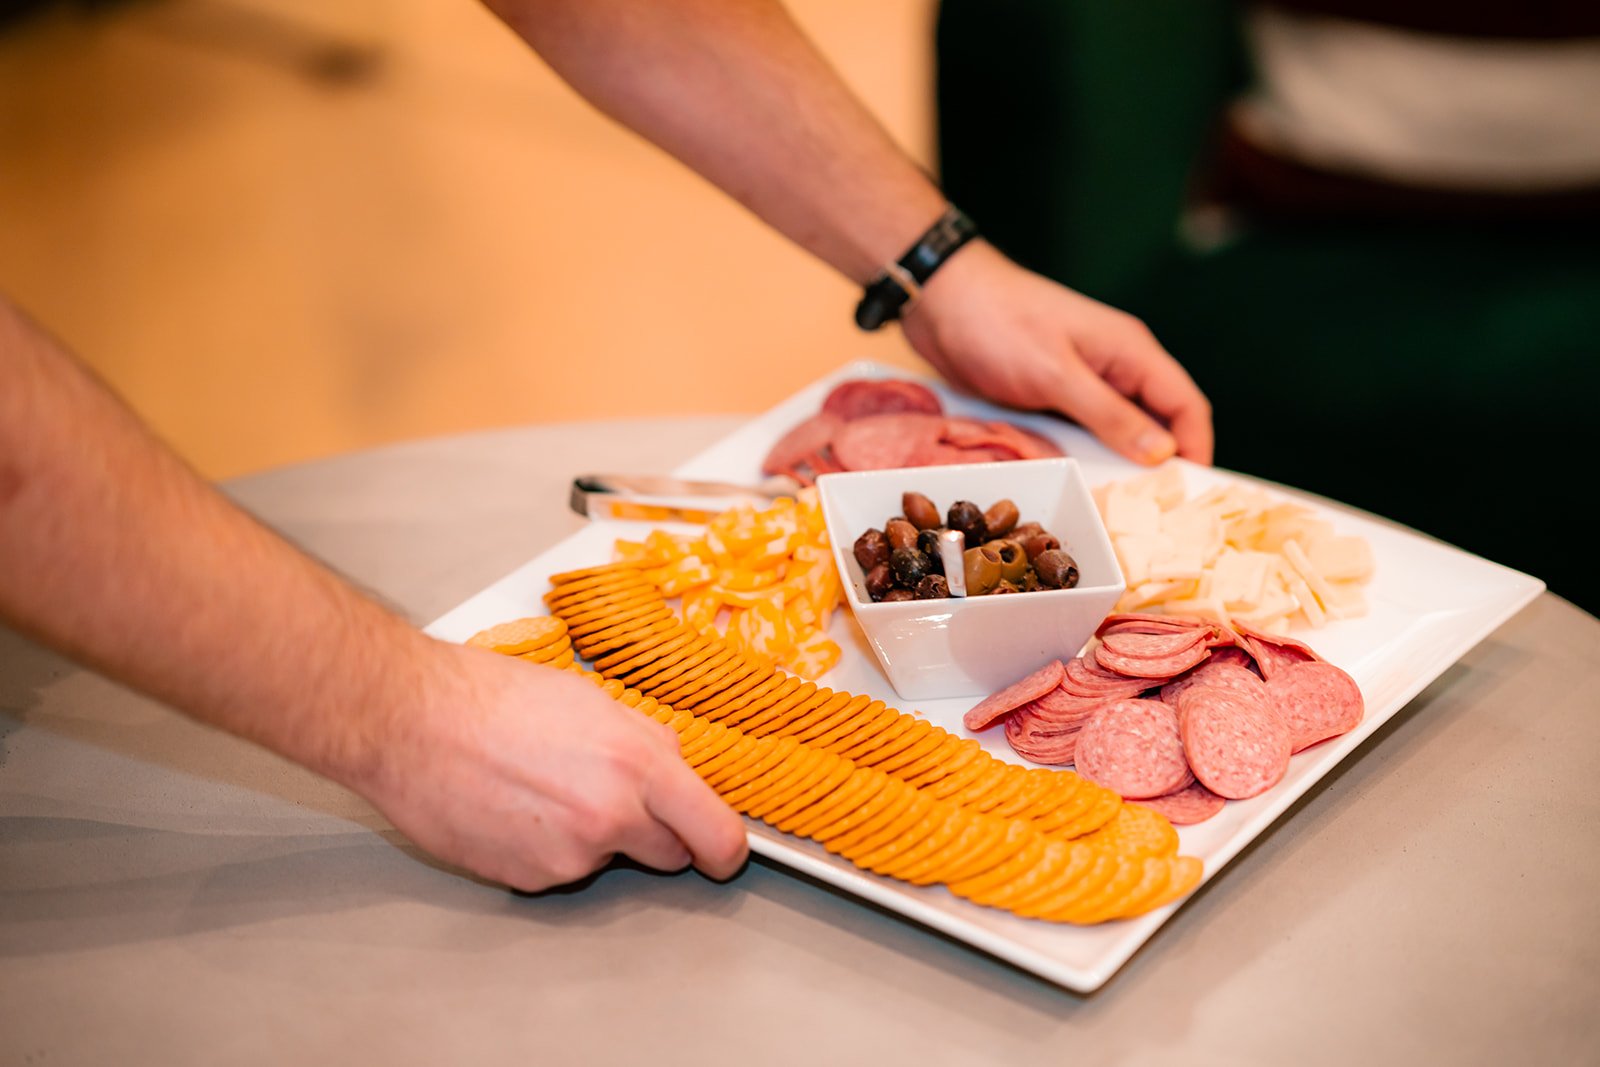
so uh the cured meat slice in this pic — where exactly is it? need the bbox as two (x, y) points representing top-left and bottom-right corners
(1160, 661), (1269, 711)
(1178, 685), (1291, 800)
(1232, 620), (1321, 680)
(1026, 686), (1114, 724)
(761, 412), (843, 477)
(1093, 638), (1210, 680)
(1073, 699), (1190, 800)
(830, 413), (946, 471)
(1004, 709), (1081, 765)
(963, 659), (1065, 732)
(820, 379), (943, 420)
(1132, 780), (1227, 826)
(1060, 656), (1155, 700)
(1266, 660), (1365, 752)
(1100, 629), (1208, 660)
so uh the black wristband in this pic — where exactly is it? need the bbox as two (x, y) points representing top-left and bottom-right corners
(853, 205), (980, 331)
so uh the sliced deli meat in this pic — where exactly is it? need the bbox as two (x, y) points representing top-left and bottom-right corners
(1178, 685), (1292, 800)
(962, 659), (1066, 732)
(1266, 660), (1365, 752)
(1073, 699), (1191, 800)
(1132, 780), (1227, 826)
(820, 378), (942, 420)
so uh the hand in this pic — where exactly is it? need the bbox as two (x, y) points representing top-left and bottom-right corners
(901, 241), (1214, 466)
(360, 641), (749, 892)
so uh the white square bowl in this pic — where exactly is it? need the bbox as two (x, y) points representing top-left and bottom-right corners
(816, 457), (1126, 702)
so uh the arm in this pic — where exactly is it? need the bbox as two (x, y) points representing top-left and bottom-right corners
(483, 0), (1213, 465)
(0, 297), (747, 891)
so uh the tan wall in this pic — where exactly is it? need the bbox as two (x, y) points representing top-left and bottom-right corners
(0, 0), (938, 479)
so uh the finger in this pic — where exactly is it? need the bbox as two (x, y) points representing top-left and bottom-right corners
(1046, 360), (1180, 466)
(641, 760), (749, 881)
(613, 816), (694, 874)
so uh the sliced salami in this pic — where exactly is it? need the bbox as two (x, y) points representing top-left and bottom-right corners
(963, 659), (1066, 732)
(1073, 699), (1190, 800)
(830, 413), (946, 471)
(820, 378), (943, 420)
(1266, 660), (1365, 752)
(1160, 660), (1269, 711)
(1094, 638), (1210, 680)
(1100, 629), (1208, 660)
(760, 412), (842, 477)
(1004, 709), (1081, 765)
(1178, 684), (1292, 800)
(1132, 780), (1227, 826)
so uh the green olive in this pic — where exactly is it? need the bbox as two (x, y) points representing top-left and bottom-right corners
(992, 539), (1030, 582)
(962, 544), (1003, 597)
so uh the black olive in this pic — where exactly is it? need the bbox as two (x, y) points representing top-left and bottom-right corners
(915, 528), (946, 573)
(853, 528), (890, 571)
(890, 546), (931, 588)
(946, 500), (988, 545)
(1020, 531), (1061, 563)
(865, 561), (895, 601)
(914, 574), (950, 599)
(1034, 548), (1080, 589)
(881, 588), (916, 602)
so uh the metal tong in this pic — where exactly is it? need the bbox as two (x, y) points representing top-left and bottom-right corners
(569, 472), (806, 522)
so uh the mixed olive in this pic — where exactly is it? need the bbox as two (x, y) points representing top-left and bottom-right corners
(853, 491), (1080, 602)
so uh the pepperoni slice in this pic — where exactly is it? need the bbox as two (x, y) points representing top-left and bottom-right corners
(1100, 629), (1208, 660)
(761, 412), (842, 477)
(820, 379), (943, 420)
(1266, 660), (1365, 752)
(963, 659), (1066, 732)
(1132, 780), (1227, 825)
(1093, 639), (1210, 680)
(1160, 660), (1269, 711)
(830, 413), (946, 471)
(1004, 709), (1081, 765)
(1178, 685), (1291, 800)
(1072, 699), (1190, 800)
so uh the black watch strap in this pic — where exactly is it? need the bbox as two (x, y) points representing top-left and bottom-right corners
(854, 206), (980, 331)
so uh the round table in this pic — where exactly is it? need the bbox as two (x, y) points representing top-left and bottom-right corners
(3, 418), (1597, 1065)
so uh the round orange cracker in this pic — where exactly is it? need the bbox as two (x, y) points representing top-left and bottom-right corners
(709, 735), (799, 795)
(1084, 855), (1173, 924)
(466, 616), (568, 656)
(937, 760), (1014, 809)
(674, 664), (772, 713)
(899, 736), (982, 786)
(826, 785), (927, 859)
(1043, 853), (1149, 925)
(728, 680), (817, 736)
(778, 766), (882, 837)
(805, 774), (907, 844)
(1077, 802), (1180, 860)
(565, 598), (674, 637)
(654, 667), (753, 716)
(836, 791), (937, 863)
(966, 839), (1074, 910)
(696, 670), (787, 722)
(575, 614), (681, 659)
(616, 634), (718, 687)
(697, 735), (767, 785)
(834, 713), (917, 765)
(932, 819), (1034, 887)
(763, 758), (859, 831)
(1050, 790), (1124, 841)
(1012, 849), (1117, 919)
(947, 835), (1049, 901)
(807, 701), (894, 754)
(924, 750), (1000, 800)
(853, 808), (945, 874)
(737, 748), (832, 817)
(849, 718), (935, 769)
(869, 808), (968, 879)
(763, 688), (847, 739)
(547, 559), (651, 586)
(894, 816), (995, 886)
(592, 626), (697, 674)
(790, 693), (872, 744)
(543, 572), (655, 611)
